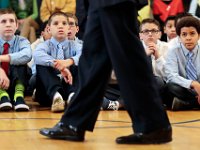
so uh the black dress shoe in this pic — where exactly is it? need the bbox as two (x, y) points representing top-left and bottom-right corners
(116, 126), (172, 144)
(39, 122), (85, 141)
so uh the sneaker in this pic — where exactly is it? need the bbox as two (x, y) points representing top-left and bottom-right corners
(14, 97), (30, 111)
(51, 97), (65, 113)
(101, 97), (119, 110)
(171, 97), (192, 111)
(0, 96), (12, 111)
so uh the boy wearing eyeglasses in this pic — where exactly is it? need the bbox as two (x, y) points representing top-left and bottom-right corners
(139, 18), (168, 105)
(63, 13), (83, 104)
(66, 13), (81, 42)
(139, 18), (168, 80)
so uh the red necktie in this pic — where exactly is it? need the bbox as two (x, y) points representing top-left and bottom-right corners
(1, 43), (10, 75)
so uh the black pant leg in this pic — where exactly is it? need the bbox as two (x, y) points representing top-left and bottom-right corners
(99, 3), (170, 133)
(8, 65), (28, 100)
(167, 82), (198, 106)
(36, 65), (69, 106)
(61, 9), (112, 131)
(61, 2), (170, 133)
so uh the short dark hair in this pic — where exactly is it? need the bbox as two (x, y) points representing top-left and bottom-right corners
(164, 16), (176, 26)
(140, 18), (160, 31)
(0, 8), (17, 22)
(48, 11), (68, 25)
(176, 16), (200, 36)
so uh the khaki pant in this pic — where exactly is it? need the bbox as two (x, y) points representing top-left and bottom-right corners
(20, 17), (39, 43)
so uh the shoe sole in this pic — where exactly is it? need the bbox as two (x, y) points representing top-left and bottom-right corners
(116, 137), (172, 144)
(51, 106), (65, 113)
(116, 127), (172, 144)
(0, 103), (12, 111)
(0, 106), (12, 111)
(14, 104), (29, 111)
(39, 130), (84, 141)
(51, 105), (65, 113)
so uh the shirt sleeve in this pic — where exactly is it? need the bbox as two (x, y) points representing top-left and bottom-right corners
(33, 42), (55, 67)
(70, 41), (83, 66)
(188, 0), (198, 16)
(40, 0), (50, 22)
(30, 0), (38, 20)
(164, 48), (192, 89)
(61, 0), (76, 14)
(153, 42), (168, 78)
(154, 55), (165, 78)
(9, 38), (32, 65)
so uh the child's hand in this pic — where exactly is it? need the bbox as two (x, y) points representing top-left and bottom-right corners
(60, 68), (73, 85)
(54, 59), (74, 71)
(145, 42), (156, 56)
(147, 42), (160, 59)
(0, 68), (10, 89)
(54, 59), (67, 71)
(191, 81), (200, 104)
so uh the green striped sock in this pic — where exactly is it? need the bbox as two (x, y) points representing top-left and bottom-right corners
(0, 89), (9, 100)
(14, 81), (25, 102)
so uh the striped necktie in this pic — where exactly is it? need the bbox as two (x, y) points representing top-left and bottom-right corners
(57, 44), (64, 60)
(186, 52), (197, 80)
(1, 43), (10, 75)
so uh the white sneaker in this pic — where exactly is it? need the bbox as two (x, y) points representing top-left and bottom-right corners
(14, 97), (29, 111)
(101, 97), (120, 110)
(51, 97), (65, 112)
(107, 101), (119, 110)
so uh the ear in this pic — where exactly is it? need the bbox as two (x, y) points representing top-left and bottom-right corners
(48, 26), (52, 34)
(76, 26), (79, 33)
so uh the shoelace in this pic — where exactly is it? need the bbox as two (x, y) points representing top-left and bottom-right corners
(53, 98), (64, 105)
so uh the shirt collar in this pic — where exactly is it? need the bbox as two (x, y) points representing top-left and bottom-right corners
(180, 43), (198, 56)
(50, 37), (68, 48)
(0, 35), (16, 47)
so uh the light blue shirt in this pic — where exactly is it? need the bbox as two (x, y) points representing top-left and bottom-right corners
(164, 43), (200, 89)
(33, 37), (82, 70)
(0, 35), (32, 65)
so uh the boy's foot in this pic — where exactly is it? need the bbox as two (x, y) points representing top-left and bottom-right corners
(14, 97), (29, 111)
(171, 97), (192, 111)
(101, 97), (119, 110)
(51, 97), (65, 113)
(0, 96), (12, 111)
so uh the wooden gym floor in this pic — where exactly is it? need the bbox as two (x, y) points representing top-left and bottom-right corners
(0, 97), (200, 150)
